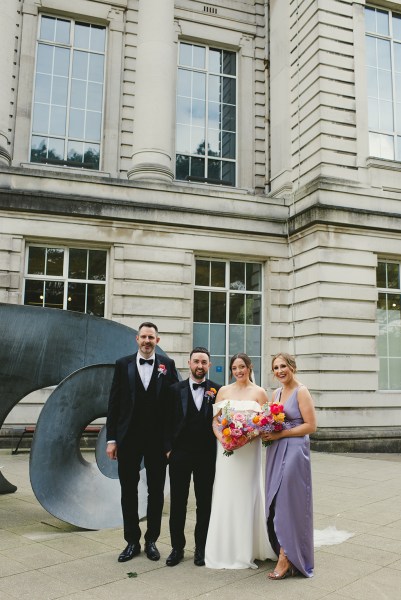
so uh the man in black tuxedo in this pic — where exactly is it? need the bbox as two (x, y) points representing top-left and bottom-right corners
(164, 347), (221, 567)
(106, 322), (179, 563)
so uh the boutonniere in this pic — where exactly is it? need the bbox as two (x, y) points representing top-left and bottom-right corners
(205, 387), (217, 400)
(157, 363), (167, 377)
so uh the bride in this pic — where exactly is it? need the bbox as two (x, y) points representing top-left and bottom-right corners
(205, 353), (275, 569)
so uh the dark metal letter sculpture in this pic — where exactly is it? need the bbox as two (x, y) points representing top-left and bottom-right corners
(0, 304), (169, 529)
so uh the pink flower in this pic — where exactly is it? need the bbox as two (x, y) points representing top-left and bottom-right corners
(233, 412), (245, 422)
(157, 364), (167, 377)
(270, 402), (284, 415)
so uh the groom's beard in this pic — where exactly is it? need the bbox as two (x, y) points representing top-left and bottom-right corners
(190, 367), (207, 381)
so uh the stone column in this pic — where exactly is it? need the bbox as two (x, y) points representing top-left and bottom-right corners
(0, 0), (18, 165)
(127, 0), (176, 182)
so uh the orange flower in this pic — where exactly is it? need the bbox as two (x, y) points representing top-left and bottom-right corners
(221, 418), (228, 426)
(274, 412), (285, 423)
(222, 427), (231, 437)
(210, 387), (217, 394)
(252, 415), (260, 424)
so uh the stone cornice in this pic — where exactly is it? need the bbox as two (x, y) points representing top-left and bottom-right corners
(288, 202), (401, 236)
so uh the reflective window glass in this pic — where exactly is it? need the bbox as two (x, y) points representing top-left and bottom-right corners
(40, 17), (56, 42)
(88, 250), (107, 281)
(210, 262), (225, 287)
(195, 260), (210, 286)
(194, 259), (262, 384)
(194, 290), (209, 322)
(46, 248), (64, 276)
(31, 16), (105, 170)
(75, 23), (91, 49)
(377, 261), (401, 389)
(69, 248), (87, 279)
(67, 282), (86, 312)
(44, 281), (64, 308)
(366, 7), (401, 159)
(24, 245), (107, 316)
(55, 19), (70, 45)
(176, 43), (236, 185)
(24, 279), (44, 306)
(28, 246), (46, 275)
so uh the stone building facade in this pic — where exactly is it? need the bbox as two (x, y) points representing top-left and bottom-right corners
(1, 0), (401, 449)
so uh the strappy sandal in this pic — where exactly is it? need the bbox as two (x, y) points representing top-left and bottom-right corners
(268, 568), (291, 580)
(268, 562), (298, 580)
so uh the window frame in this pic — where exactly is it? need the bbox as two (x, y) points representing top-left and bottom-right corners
(29, 14), (107, 171)
(193, 257), (263, 385)
(376, 258), (401, 390)
(23, 243), (108, 317)
(12, 1), (124, 177)
(175, 41), (238, 187)
(365, 4), (401, 161)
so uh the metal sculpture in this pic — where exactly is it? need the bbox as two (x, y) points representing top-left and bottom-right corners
(30, 365), (122, 529)
(0, 304), (170, 529)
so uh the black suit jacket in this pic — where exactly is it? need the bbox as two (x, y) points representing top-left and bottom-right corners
(106, 351), (179, 445)
(164, 378), (221, 454)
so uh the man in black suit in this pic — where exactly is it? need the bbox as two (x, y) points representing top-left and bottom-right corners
(164, 347), (220, 567)
(106, 322), (179, 563)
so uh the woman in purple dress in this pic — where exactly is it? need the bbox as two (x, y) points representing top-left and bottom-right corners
(262, 353), (317, 579)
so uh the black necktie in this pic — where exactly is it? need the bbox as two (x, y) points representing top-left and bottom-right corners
(192, 381), (206, 390)
(139, 358), (154, 365)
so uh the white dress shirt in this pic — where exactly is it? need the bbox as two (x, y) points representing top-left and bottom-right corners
(190, 378), (206, 411)
(137, 352), (155, 390)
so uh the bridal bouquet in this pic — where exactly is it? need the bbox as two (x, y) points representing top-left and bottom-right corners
(218, 402), (260, 457)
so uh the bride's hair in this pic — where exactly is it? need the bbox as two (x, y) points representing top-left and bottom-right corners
(229, 352), (254, 381)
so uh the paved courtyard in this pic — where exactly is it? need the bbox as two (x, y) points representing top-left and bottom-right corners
(1, 449), (401, 600)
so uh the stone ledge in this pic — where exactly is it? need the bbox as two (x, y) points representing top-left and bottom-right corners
(311, 427), (401, 453)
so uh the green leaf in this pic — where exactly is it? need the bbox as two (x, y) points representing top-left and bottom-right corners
(127, 572), (138, 578)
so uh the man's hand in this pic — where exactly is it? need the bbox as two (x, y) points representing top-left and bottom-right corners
(106, 442), (118, 460)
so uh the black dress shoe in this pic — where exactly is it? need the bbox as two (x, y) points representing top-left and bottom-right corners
(194, 547), (205, 566)
(144, 541), (160, 561)
(118, 543), (141, 562)
(166, 548), (184, 566)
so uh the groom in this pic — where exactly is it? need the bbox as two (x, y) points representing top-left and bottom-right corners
(164, 347), (221, 567)
(106, 322), (179, 563)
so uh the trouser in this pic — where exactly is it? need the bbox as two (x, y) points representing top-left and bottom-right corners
(168, 449), (215, 550)
(118, 444), (167, 544)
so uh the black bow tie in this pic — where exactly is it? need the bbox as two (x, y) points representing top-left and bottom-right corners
(139, 358), (154, 365)
(192, 381), (206, 390)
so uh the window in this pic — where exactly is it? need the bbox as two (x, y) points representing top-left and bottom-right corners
(377, 260), (401, 389)
(365, 6), (401, 160)
(193, 259), (262, 385)
(30, 15), (106, 170)
(24, 245), (107, 316)
(176, 42), (236, 186)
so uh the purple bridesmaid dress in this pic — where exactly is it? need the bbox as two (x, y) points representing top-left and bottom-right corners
(265, 387), (314, 577)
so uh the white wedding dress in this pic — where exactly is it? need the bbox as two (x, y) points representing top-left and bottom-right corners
(205, 400), (275, 569)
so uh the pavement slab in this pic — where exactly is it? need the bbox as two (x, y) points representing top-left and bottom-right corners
(1, 450), (401, 600)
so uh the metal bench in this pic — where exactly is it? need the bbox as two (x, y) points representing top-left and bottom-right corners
(11, 424), (102, 455)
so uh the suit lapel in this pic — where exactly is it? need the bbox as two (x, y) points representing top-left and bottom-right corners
(203, 380), (215, 419)
(128, 353), (137, 404)
(181, 381), (190, 420)
(155, 355), (163, 395)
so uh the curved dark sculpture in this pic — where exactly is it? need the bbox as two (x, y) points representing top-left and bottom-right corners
(30, 365), (123, 529)
(0, 304), (171, 528)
